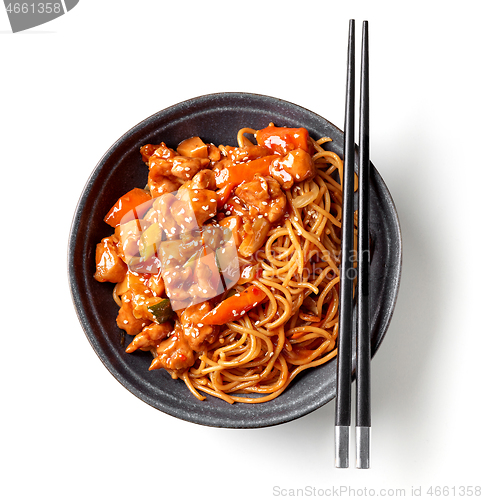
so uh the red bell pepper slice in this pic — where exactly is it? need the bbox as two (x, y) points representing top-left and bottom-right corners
(104, 188), (153, 228)
(255, 125), (313, 155)
(215, 155), (278, 189)
(201, 285), (266, 325)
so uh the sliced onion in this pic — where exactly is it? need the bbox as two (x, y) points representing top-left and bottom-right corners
(238, 218), (271, 257)
(292, 189), (318, 208)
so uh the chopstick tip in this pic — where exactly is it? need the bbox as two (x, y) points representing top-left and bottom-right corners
(335, 425), (350, 468)
(355, 426), (371, 469)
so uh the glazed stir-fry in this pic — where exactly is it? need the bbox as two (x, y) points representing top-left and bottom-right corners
(94, 124), (346, 403)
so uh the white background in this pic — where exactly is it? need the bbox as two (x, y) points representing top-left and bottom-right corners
(1, 1), (482, 499)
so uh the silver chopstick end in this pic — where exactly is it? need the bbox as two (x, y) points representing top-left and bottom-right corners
(335, 425), (350, 468)
(355, 426), (371, 469)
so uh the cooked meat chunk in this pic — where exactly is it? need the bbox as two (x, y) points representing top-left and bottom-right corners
(190, 169), (216, 190)
(235, 174), (287, 223)
(176, 137), (208, 158)
(140, 142), (177, 164)
(116, 290), (148, 336)
(147, 167), (183, 197)
(148, 157), (173, 177)
(125, 321), (173, 353)
(149, 324), (195, 372)
(171, 156), (210, 181)
(269, 148), (316, 189)
(224, 144), (272, 162)
(94, 235), (127, 283)
(177, 186), (218, 225)
(179, 301), (217, 351)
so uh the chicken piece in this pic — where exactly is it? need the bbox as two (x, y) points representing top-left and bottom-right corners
(150, 193), (183, 238)
(176, 137), (208, 158)
(211, 158), (232, 187)
(149, 323), (195, 372)
(179, 301), (217, 351)
(114, 218), (150, 264)
(94, 235), (127, 283)
(269, 148), (316, 189)
(225, 144), (272, 163)
(208, 144), (222, 161)
(147, 171), (183, 198)
(171, 156), (210, 181)
(148, 267), (165, 297)
(235, 174), (287, 223)
(177, 186), (218, 225)
(116, 290), (148, 336)
(140, 143), (160, 164)
(141, 143), (176, 164)
(186, 255), (223, 302)
(191, 169), (216, 190)
(141, 143), (176, 165)
(148, 156), (173, 177)
(125, 321), (173, 353)
(162, 265), (193, 309)
(201, 224), (224, 251)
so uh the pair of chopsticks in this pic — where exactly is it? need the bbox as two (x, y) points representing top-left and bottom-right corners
(335, 19), (371, 469)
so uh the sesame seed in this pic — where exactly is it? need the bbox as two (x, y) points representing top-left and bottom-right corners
(123, 320), (128, 324)
(192, 198), (199, 202)
(210, 199), (216, 202)
(202, 205), (209, 210)
(197, 323), (203, 327)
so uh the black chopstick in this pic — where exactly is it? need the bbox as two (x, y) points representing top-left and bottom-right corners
(335, 18), (355, 469)
(356, 20), (371, 469)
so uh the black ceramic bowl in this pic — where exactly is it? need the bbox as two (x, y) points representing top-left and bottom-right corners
(68, 92), (402, 428)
